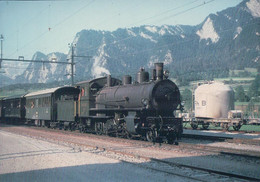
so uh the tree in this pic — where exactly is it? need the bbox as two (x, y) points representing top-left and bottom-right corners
(235, 85), (248, 102)
(181, 89), (193, 112)
(248, 75), (260, 98)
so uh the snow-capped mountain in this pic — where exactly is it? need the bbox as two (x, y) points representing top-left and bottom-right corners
(0, 74), (14, 87)
(9, 0), (260, 84)
(15, 52), (69, 83)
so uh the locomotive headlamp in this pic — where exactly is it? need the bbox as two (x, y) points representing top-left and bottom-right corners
(164, 70), (169, 79)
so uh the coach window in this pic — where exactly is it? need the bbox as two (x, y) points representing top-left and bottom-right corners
(44, 97), (48, 107)
(42, 98), (45, 107)
(46, 97), (50, 106)
(35, 99), (39, 108)
(26, 99), (30, 108)
(17, 101), (21, 108)
(39, 98), (42, 107)
(31, 101), (34, 108)
(90, 83), (100, 94)
(81, 88), (85, 96)
(45, 97), (48, 107)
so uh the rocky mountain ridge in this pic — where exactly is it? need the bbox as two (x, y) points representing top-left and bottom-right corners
(2, 0), (259, 85)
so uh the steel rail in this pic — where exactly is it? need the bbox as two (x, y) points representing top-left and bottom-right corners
(1, 124), (260, 181)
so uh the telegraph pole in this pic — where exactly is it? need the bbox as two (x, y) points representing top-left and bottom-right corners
(68, 43), (92, 86)
(0, 34), (3, 69)
(0, 39), (91, 86)
(68, 43), (75, 86)
(71, 45), (74, 86)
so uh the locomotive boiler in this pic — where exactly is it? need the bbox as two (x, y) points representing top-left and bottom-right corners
(96, 64), (180, 114)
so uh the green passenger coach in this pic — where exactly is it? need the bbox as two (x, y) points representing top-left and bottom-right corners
(2, 94), (26, 123)
(25, 86), (80, 127)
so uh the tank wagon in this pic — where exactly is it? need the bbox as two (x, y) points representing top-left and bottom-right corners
(195, 82), (234, 119)
(188, 82), (246, 131)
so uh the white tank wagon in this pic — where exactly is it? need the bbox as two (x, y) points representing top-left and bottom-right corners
(189, 82), (246, 131)
(195, 82), (234, 119)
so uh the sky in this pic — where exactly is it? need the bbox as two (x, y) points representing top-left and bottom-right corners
(0, 0), (243, 69)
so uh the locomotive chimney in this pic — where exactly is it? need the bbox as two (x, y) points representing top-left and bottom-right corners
(123, 75), (132, 85)
(107, 75), (112, 87)
(155, 63), (164, 81)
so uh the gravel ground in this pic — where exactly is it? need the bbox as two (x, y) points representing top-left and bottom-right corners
(0, 130), (187, 182)
(1, 125), (260, 181)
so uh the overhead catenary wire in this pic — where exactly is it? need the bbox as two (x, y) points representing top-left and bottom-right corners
(127, 0), (201, 27)
(154, 0), (215, 24)
(6, 5), (50, 40)
(4, 19), (258, 72)
(79, 0), (216, 53)
(73, 20), (259, 76)
(53, 1), (147, 54)
(55, 0), (200, 54)
(91, 1), (146, 29)
(110, 21), (260, 59)
(2, 66), (35, 70)
(4, 0), (254, 76)
(7, 0), (213, 59)
(7, 0), (95, 58)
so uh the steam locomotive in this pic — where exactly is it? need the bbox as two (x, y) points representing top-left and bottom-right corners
(0, 63), (183, 144)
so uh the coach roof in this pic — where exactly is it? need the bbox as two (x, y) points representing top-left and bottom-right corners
(24, 87), (61, 98)
(3, 94), (26, 100)
(24, 86), (78, 98)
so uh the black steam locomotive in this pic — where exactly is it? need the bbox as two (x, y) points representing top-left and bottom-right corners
(0, 63), (183, 144)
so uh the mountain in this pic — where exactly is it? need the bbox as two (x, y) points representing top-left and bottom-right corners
(15, 51), (69, 83)
(0, 74), (14, 87)
(12, 0), (260, 85)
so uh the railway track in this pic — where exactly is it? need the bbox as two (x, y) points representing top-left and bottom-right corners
(182, 132), (232, 141)
(49, 141), (260, 181)
(149, 158), (258, 181)
(1, 124), (260, 181)
(2, 124), (260, 154)
(18, 124), (260, 155)
(183, 126), (260, 134)
(182, 131), (260, 147)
